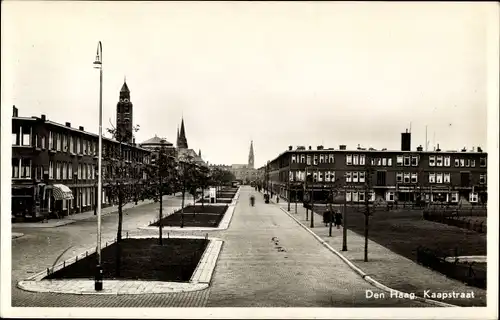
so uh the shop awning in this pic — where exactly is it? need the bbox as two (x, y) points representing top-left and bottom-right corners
(52, 184), (74, 200)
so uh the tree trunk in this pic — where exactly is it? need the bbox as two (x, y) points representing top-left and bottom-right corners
(181, 188), (185, 228)
(193, 192), (196, 217)
(159, 177), (163, 246)
(116, 187), (123, 277)
(364, 204), (369, 262)
(201, 187), (205, 208)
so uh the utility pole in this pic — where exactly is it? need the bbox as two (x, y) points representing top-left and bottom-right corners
(342, 184), (348, 251)
(310, 167), (315, 228)
(364, 155), (373, 262)
(287, 168), (291, 211)
(304, 167), (308, 221)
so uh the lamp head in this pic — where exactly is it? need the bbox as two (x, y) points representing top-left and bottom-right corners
(93, 59), (102, 69)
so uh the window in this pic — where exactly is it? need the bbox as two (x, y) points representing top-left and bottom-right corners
(451, 192), (459, 203)
(291, 155), (296, 163)
(346, 192), (352, 202)
(346, 154), (352, 165)
(377, 158), (382, 166)
(376, 171), (386, 186)
(353, 155), (359, 165)
(358, 192), (365, 202)
(388, 158), (392, 166)
(22, 127), (31, 146)
(63, 135), (67, 151)
(371, 158), (376, 166)
(300, 155), (305, 163)
(324, 171), (331, 182)
(352, 192), (359, 202)
(387, 191), (395, 202)
(444, 173), (450, 183)
(12, 159), (19, 178)
(328, 154), (335, 163)
(56, 162), (61, 180)
(318, 171), (323, 182)
(396, 172), (403, 183)
(63, 163), (67, 179)
(295, 171), (301, 181)
(330, 171), (335, 182)
(479, 174), (486, 184)
(359, 171), (365, 183)
(313, 155), (318, 165)
(429, 173), (435, 183)
(436, 173), (443, 184)
(41, 136), (46, 149)
(312, 172), (317, 182)
(469, 192), (478, 203)
(76, 138), (81, 154)
(429, 156), (435, 167)
(49, 131), (54, 149)
(346, 172), (352, 182)
(454, 159), (460, 167)
(444, 156), (450, 167)
(360, 155), (365, 165)
(397, 155), (403, 166)
(78, 164), (81, 179)
(411, 156), (418, 166)
(352, 172), (358, 183)
(471, 160), (476, 167)
(306, 155), (311, 165)
(436, 156), (443, 167)
(382, 158), (387, 166)
(69, 163), (73, 178)
(403, 156), (411, 166)
(20, 159), (31, 178)
(480, 157), (486, 167)
(460, 159), (465, 167)
(49, 161), (54, 179)
(466, 159), (470, 167)
(319, 154), (324, 163)
(403, 173), (410, 183)
(411, 173), (418, 183)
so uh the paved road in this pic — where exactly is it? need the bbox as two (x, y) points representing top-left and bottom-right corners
(11, 187), (427, 307)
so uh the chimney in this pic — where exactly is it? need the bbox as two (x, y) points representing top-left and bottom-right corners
(317, 145), (324, 150)
(401, 130), (411, 151)
(133, 137), (136, 145)
(416, 145), (423, 152)
(477, 146), (483, 153)
(339, 145), (346, 150)
(461, 147), (467, 152)
(79, 126), (84, 131)
(436, 144), (441, 152)
(65, 122), (71, 127)
(288, 145), (293, 151)
(41, 114), (46, 121)
(12, 105), (18, 117)
(308, 146), (312, 150)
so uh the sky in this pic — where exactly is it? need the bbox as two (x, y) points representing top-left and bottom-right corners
(2, 1), (497, 168)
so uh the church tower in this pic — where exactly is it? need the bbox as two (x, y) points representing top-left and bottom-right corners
(176, 117), (189, 149)
(248, 140), (254, 169)
(116, 81), (133, 143)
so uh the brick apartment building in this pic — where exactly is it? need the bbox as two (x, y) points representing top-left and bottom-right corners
(264, 131), (488, 206)
(11, 106), (152, 220)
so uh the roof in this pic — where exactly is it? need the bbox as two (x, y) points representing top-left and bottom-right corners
(120, 82), (130, 92)
(178, 148), (207, 166)
(140, 136), (173, 146)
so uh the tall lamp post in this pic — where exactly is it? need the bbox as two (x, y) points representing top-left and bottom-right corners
(93, 41), (103, 291)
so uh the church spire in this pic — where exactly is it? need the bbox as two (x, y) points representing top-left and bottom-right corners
(248, 140), (254, 169)
(177, 117), (188, 149)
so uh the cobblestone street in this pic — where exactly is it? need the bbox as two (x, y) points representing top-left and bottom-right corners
(12, 187), (427, 307)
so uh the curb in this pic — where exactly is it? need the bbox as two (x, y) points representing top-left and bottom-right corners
(279, 206), (459, 308)
(18, 235), (224, 295)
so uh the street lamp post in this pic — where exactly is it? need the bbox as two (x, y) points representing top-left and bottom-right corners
(93, 41), (103, 291)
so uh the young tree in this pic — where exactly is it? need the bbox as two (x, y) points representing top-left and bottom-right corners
(103, 124), (139, 276)
(147, 142), (177, 245)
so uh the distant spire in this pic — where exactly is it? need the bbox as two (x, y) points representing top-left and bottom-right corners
(177, 117), (188, 149)
(248, 140), (255, 169)
(198, 149), (202, 157)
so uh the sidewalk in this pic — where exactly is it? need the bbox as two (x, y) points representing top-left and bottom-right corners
(12, 192), (187, 229)
(275, 200), (486, 307)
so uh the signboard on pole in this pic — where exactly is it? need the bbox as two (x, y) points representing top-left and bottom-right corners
(209, 187), (217, 203)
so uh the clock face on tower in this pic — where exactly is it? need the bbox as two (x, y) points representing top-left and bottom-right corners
(120, 98), (129, 103)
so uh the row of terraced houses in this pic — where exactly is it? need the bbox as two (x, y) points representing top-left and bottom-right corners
(259, 131), (488, 206)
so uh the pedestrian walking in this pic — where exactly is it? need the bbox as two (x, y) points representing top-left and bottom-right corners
(335, 211), (342, 229)
(323, 209), (332, 227)
(276, 195), (280, 203)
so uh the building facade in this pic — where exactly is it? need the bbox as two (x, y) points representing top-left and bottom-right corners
(11, 106), (152, 220)
(265, 133), (488, 206)
(210, 141), (258, 184)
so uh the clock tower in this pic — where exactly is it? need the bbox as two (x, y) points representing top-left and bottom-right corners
(116, 81), (133, 143)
